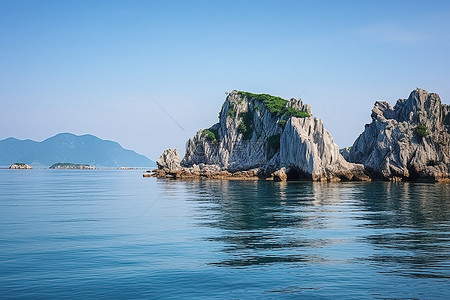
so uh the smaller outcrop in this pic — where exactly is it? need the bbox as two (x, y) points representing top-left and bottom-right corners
(9, 163), (32, 169)
(50, 163), (96, 169)
(153, 148), (182, 178)
(347, 88), (450, 182)
(273, 167), (287, 182)
(156, 148), (181, 171)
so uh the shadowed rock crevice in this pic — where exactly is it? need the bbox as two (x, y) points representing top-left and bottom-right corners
(286, 167), (311, 181)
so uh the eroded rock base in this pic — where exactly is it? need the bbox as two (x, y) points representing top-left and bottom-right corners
(144, 164), (371, 182)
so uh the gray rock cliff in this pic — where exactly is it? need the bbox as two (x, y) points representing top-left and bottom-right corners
(347, 88), (450, 182)
(157, 148), (181, 172)
(280, 117), (367, 181)
(180, 90), (368, 181)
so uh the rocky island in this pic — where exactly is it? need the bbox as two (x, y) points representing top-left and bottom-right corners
(150, 90), (369, 181)
(150, 88), (449, 182)
(345, 88), (450, 182)
(50, 163), (96, 169)
(9, 163), (32, 169)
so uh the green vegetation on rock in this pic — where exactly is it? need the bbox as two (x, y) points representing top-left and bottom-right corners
(238, 91), (286, 115)
(284, 107), (310, 118)
(202, 128), (219, 144)
(50, 163), (94, 169)
(238, 91), (310, 119)
(415, 124), (428, 137)
(238, 121), (247, 134)
(278, 119), (287, 128)
(227, 104), (235, 119)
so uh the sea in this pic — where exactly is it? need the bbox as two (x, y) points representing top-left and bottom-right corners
(0, 169), (449, 299)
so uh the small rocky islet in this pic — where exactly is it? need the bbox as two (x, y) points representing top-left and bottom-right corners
(9, 163), (32, 169)
(149, 88), (450, 182)
(50, 163), (96, 169)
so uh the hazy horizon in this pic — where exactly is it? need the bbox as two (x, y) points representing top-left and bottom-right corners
(1, 0), (450, 160)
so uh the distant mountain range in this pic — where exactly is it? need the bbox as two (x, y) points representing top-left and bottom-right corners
(0, 133), (155, 167)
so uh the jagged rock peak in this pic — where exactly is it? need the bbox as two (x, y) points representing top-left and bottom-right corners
(348, 88), (450, 182)
(371, 88), (449, 126)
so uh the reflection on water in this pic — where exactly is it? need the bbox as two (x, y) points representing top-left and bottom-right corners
(185, 180), (450, 278)
(186, 181), (333, 267)
(358, 183), (450, 279)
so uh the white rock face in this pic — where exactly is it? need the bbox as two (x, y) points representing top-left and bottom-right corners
(157, 148), (181, 172)
(181, 90), (368, 181)
(348, 88), (450, 181)
(9, 163), (32, 169)
(280, 117), (367, 181)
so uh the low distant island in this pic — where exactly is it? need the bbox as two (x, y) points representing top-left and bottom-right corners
(50, 163), (96, 170)
(9, 163), (32, 169)
(150, 88), (450, 183)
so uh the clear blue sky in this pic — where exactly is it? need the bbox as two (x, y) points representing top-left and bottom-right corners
(1, 0), (449, 160)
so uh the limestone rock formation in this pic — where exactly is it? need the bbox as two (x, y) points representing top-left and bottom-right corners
(280, 117), (368, 181)
(347, 88), (450, 182)
(177, 90), (369, 181)
(9, 163), (32, 169)
(156, 148), (181, 172)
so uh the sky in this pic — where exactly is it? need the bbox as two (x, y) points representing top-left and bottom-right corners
(1, 0), (450, 160)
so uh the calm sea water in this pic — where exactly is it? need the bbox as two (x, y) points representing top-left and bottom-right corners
(0, 169), (449, 299)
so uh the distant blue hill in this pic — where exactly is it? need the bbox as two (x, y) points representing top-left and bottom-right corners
(0, 133), (155, 167)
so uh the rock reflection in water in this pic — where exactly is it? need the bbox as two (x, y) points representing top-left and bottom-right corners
(185, 180), (354, 267)
(357, 182), (450, 279)
(184, 180), (450, 278)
